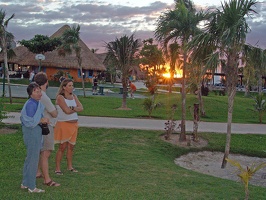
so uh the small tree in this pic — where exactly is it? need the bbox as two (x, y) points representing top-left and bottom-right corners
(139, 38), (165, 100)
(164, 104), (178, 140)
(226, 158), (266, 200)
(19, 34), (61, 71)
(142, 98), (162, 118)
(250, 93), (266, 123)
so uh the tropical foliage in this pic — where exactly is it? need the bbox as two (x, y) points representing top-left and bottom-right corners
(0, 9), (15, 103)
(19, 34), (61, 54)
(250, 93), (266, 123)
(142, 97), (162, 118)
(226, 158), (266, 200)
(155, 0), (205, 141)
(105, 34), (141, 109)
(190, 0), (258, 168)
(58, 25), (86, 97)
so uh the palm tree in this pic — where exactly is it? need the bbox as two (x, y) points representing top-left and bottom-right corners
(226, 158), (266, 200)
(105, 34), (141, 109)
(168, 43), (180, 93)
(188, 28), (219, 117)
(253, 48), (266, 93)
(58, 25), (86, 97)
(190, 0), (257, 168)
(0, 9), (15, 103)
(155, 0), (205, 141)
(243, 45), (266, 94)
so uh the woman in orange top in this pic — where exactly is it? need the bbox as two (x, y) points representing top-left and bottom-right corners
(129, 81), (136, 99)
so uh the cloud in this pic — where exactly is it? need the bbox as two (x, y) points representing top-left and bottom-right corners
(1, 1), (174, 52)
(1, 0), (266, 53)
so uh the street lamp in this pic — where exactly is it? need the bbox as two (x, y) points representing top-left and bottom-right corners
(35, 54), (45, 72)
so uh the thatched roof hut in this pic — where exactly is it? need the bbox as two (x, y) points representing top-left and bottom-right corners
(0, 25), (106, 72)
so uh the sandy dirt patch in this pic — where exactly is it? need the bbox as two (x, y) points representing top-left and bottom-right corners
(175, 151), (266, 188)
(162, 134), (266, 188)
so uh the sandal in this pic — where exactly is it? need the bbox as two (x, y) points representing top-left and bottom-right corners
(55, 171), (63, 175)
(36, 174), (43, 178)
(44, 180), (60, 187)
(28, 188), (45, 193)
(68, 168), (78, 173)
(21, 184), (28, 189)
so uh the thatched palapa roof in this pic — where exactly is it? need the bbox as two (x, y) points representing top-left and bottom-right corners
(0, 25), (106, 71)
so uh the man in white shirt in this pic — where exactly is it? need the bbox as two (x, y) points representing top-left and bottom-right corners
(34, 72), (60, 187)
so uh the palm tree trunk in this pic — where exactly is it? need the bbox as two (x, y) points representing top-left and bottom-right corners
(193, 103), (199, 141)
(198, 84), (205, 116)
(3, 36), (12, 104)
(78, 57), (86, 97)
(79, 68), (86, 97)
(168, 70), (174, 93)
(179, 53), (187, 142)
(258, 75), (262, 93)
(244, 71), (250, 97)
(121, 75), (127, 109)
(221, 63), (237, 168)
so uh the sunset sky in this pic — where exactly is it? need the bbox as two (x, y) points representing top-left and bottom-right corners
(1, 0), (265, 53)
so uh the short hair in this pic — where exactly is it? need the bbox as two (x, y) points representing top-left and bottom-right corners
(27, 82), (40, 96)
(34, 72), (48, 86)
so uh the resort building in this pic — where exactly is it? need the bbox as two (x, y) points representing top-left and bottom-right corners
(0, 25), (106, 82)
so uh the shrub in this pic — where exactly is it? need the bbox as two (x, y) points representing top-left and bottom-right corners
(142, 98), (162, 118)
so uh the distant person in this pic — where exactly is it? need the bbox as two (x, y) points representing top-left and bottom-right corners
(34, 72), (60, 187)
(66, 72), (73, 80)
(92, 75), (98, 95)
(54, 79), (83, 175)
(59, 76), (65, 83)
(129, 81), (136, 99)
(29, 70), (35, 82)
(20, 82), (49, 193)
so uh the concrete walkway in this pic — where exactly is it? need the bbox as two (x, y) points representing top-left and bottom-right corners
(1, 82), (265, 134)
(3, 112), (266, 134)
(0, 82), (147, 99)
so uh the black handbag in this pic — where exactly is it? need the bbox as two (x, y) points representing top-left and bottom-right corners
(39, 123), (50, 135)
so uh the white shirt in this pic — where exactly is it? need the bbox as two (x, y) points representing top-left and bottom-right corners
(40, 91), (57, 126)
(56, 98), (78, 121)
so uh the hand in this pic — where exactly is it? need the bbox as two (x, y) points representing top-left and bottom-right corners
(41, 118), (50, 124)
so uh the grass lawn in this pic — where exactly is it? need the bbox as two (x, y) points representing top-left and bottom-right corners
(0, 127), (266, 200)
(2, 90), (264, 124)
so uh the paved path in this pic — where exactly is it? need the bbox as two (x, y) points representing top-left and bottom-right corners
(1, 82), (265, 134)
(3, 112), (266, 134)
(0, 82), (147, 99)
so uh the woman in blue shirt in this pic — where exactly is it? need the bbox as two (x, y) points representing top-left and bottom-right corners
(20, 82), (49, 193)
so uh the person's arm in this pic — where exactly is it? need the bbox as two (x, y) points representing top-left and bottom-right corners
(49, 110), (58, 118)
(56, 95), (76, 114)
(25, 101), (37, 117)
(72, 95), (83, 112)
(41, 93), (58, 118)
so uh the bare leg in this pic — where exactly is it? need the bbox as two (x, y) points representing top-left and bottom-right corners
(40, 150), (51, 183)
(66, 143), (75, 170)
(36, 158), (42, 178)
(55, 143), (67, 172)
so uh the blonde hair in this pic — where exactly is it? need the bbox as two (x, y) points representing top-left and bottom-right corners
(56, 79), (73, 97)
